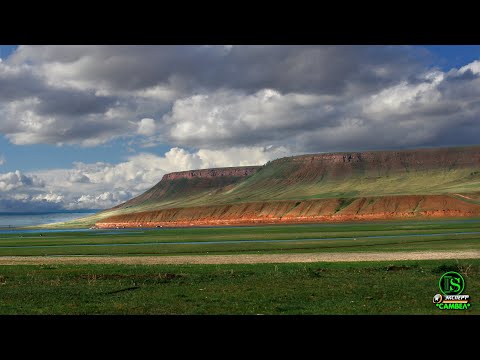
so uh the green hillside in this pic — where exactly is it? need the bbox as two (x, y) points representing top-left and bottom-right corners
(116, 145), (480, 209)
(47, 145), (480, 228)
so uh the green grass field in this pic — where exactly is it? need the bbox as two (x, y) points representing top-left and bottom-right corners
(0, 259), (478, 314)
(4, 220), (480, 257)
(2, 219), (479, 314)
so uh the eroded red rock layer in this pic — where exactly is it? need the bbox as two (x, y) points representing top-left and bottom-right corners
(96, 194), (480, 228)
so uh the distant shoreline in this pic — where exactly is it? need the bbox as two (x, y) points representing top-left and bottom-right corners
(0, 211), (98, 230)
(0, 210), (100, 216)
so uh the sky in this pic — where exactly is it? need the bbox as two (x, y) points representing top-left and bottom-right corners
(1, 45), (480, 212)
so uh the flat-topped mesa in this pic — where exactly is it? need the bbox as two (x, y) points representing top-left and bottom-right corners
(102, 144), (480, 221)
(162, 166), (261, 181)
(111, 166), (262, 210)
(274, 146), (480, 170)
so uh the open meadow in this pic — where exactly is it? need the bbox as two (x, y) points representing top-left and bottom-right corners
(1, 219), (479, 314)
(0, 259), (478, 314)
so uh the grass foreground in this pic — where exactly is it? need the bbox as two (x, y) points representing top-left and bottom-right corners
(0, 259), (478, 314)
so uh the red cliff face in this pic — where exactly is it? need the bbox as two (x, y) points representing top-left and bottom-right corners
(97, 194), (480, 228)
(162, 166), (261, 181)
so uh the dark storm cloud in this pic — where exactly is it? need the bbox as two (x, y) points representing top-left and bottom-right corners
(35, 89), (117, 116)
(0, 68), (45, 100)
(437, 70), (480, 98)
(9, 45), (430, 95)
(0, 64), (117, 117)
(425, 119), (480, 147)
(60, 119), (131, 142)
(215, 45), (430, 95)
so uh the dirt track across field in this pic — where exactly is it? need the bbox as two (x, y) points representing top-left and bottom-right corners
(0, 250), (479, 265)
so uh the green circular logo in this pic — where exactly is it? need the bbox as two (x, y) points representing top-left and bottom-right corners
(439, 271), (465, 295)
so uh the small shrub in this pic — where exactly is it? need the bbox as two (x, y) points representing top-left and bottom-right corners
(432, 263), (461, 274)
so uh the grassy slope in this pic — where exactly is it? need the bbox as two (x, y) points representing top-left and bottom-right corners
(117, 163), (480, 210)
(53, 146), (480, 228)
(115, 147), (480, 209)
(0, 259), (478, 314)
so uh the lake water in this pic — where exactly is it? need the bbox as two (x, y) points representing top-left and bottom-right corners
(0, 212), (97, 228)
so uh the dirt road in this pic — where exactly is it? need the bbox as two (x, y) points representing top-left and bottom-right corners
(0, 250), (479, 265)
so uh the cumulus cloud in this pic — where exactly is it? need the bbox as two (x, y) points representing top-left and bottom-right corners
(2, 45), (480, 211)
(137, 118), (156, 136)
(75, 191), (131, 210)
(0, 145), (288, 211)
(8, 45), (427, 95)
(2, 45), (479, 153)
(196, 146), (289, 167)
(31, 193), (64, 203)
(0, 170), (49, 211)
(459, 60), (480, 75)
(165, 89), (338, 148)
(67, 172), (91, 183)
(0, 57), (126, 146)
(0, 45), (431, 148)
(0, 95), (134, 146)
(162, 63), (480, 152)
(54, 145), (286, 195)
(0, 170), (44, 191)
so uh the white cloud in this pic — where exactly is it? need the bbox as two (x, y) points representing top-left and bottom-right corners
(0, 145), (289, 211)
(166, 89), (329, 148)
(60, 146), (283, 195)
(0, 170), (44, 192)
(137, 118), (156, 136)
(3, 98), (56, 145)
(459, 60), (480, 75)
(196, 146), (289, 167)
(67, 172), (91, 183)
(363, 70), (445, 118)
(32, 193), (64, 203)
(73, 191), (131, 210)
(0, 154), (5, 166)
(133, 85), (179, 101)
